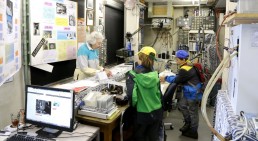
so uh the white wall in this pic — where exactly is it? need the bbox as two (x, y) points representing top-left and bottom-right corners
(0, 68), (25, 129)
(124, 2), (141, 62)
(221, 0), (237, 89)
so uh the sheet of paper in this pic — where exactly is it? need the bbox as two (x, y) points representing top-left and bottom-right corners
(54, 80), (99, 90)
(73, 80), (99, 87)
(54, 83), (75, 90)
(32, 64), (53, 72)
(96, 71), (108, 81)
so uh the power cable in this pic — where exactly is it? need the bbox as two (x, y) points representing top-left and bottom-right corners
(216, 12), (236, 62)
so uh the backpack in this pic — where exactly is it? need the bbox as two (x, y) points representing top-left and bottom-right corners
(193, 63), (205, 83)
(191, 63), (207, 95)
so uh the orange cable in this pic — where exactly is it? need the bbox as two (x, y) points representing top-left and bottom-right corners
(216, 12), (236, 62)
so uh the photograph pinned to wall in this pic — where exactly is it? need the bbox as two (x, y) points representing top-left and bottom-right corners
(56, 3), (67, 15)
(49, 43), (56, 50)
(68, 2), (75, 10)
(98, 1), (103, 17)
(66, 32), (76, 39)
(99, 18), (103, 26)
(43, 30), (52, 38)
(43, 40), (49, 50)
(86, 10), (94, 26)
(69, 15), (75, 26)
(43, 43), (48, 50)
(6, 0), (13, 34)
(33, 23), (40, 35)
(57, 31), (76, 40)
(86, 0), (93, 9)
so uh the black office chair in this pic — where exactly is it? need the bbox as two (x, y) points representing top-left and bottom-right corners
(120, 106), (135, 141)
(163, 83), (178, 130)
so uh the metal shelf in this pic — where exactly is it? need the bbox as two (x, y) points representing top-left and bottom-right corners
(224, 13), (258, 27)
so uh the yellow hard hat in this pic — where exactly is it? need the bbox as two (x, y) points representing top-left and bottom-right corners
(138, 46), (157, 60)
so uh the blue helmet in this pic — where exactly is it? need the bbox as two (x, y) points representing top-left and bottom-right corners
(176, 50), (189, 59)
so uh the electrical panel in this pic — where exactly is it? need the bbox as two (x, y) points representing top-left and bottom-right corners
(228, 24), (258, 114)
(176, 16), (193, 27)
(152, 18), (172, 29)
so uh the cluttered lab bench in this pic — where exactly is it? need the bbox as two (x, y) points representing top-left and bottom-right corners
(0, 124), (100, 141)
(54, 63), (133, 141)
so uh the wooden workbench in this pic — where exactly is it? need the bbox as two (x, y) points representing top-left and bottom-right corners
(76, 105), (129, 141)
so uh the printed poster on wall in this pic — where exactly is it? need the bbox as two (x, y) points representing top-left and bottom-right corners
(0, 0), (21, 86)
(29, 0), (77, 66)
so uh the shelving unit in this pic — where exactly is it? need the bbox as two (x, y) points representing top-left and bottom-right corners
(188, 30), (214, 51)
(224, 13), (258, 27)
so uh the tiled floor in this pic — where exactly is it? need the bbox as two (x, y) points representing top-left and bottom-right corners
(164, 106), (215, 141)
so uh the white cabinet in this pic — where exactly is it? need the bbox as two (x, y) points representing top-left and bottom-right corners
(228, 24), (258, 114)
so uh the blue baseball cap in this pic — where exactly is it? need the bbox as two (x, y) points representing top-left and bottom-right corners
(176, 50), (189, 59)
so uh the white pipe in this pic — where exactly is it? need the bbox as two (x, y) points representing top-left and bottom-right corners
(202, 54), (230, 127)
(202, 52), (233, 120)
(201, 52), (238, 141)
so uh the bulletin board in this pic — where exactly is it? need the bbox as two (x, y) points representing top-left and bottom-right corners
(29, 0), (77, 66)
(0, 0), (21, 86)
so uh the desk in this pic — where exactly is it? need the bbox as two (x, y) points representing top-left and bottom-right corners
(76, 105), (129, 141)
(0, 124), (100, 141)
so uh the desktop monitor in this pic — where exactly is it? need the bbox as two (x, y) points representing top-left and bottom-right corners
(25, 85), (74, 138)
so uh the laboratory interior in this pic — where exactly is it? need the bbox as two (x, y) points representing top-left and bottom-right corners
(0, 0), (258, 141)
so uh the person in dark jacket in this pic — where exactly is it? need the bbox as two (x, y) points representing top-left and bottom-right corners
(160, 50), (202, 139)
(126, 46), (163, 141)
